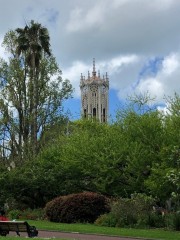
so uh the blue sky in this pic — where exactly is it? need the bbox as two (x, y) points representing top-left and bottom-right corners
(1, 0), (180, 120)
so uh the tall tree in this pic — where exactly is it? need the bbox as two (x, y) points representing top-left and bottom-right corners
(16, 20), (51, 154)
(0, 21), (73, 165)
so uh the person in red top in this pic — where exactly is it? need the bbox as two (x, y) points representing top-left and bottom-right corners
(0, 210), (9, 221)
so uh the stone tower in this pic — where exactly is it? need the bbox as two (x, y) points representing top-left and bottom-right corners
(80, 59), (109, 122)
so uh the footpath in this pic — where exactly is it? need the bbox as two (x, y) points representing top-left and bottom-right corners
(10, 229), (148, 240)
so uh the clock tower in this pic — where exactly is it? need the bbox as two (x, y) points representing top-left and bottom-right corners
(80, 59), (109, 122)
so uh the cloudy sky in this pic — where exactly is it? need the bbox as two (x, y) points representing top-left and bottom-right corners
(1, 0), (180, 120)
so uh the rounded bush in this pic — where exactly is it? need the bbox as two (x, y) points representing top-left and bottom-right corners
(95, 213), (118, 227)
(45, 192), (110, 223)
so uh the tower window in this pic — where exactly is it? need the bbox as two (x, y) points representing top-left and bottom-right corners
(93, 108), (96, 117)
(84, 109), (87, 118)
(103, 108), (106, 122)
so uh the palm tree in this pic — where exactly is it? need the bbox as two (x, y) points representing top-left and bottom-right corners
(16, 20), (51, 154)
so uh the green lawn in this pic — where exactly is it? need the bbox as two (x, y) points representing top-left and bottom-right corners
(0, 220), (179, 239)
(23, 220), (180, 240)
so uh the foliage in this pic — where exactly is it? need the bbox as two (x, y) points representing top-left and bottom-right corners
(0, 157), (67, 208)
(45, 192), (110, 223)
(95, 213), (118, 227)
(95, 194), (156, 228)
(171, 212), (180, 231)
(7, 208), (45, 220)
(7, 209), (21, 220)
(0, 20), (72, 164)
(1, 93), (180, 216)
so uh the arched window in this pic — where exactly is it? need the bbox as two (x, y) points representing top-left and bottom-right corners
(84, 109), (87, 118)
(103, 108), (106, 122)
(93, 108), (96, 117)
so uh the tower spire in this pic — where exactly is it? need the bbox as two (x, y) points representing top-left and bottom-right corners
(92, 58), (96, 78)
(80, 73), (83, 82)
(98, 70), (100, 78)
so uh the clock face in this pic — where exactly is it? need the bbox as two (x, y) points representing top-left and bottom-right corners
(90, 84), (98, 92)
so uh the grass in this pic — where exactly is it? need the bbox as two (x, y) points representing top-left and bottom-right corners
(0, 220), (179, 239)
(23, 220), (180, 240)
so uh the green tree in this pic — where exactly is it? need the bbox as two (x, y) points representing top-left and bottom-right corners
(0, 21), (72, 165)
(3, 94), (180, 208)
(115, 93), (165, 195)
(16, 20), (51, 154)
(41, 119), (130, 196)
(145, 94), (180, 208)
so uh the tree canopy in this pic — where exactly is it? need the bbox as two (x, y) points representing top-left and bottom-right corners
(0, 21), (73, 165)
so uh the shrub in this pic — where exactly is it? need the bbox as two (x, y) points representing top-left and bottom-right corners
(147, 212), (166, 228)
(160, 212), (180, 230)
(100, 194), (155, 228)
(45, 197), (65, 222)
(45, 192), (110, 223)
(95, 213), (118, 227)
(19, 208), (45, 220)
(8, 209), (21, 220)
(110, 199), (136, 226)
(170, 212), (180, 231)
(8, 208), (45, 220)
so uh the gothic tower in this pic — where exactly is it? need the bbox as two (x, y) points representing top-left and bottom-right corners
(80, 59), (109, 122)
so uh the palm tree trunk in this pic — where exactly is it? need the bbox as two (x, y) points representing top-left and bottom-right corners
(31, 54), (38, 155)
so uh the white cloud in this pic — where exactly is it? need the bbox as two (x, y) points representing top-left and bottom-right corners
(0, 38), (8, 61)
(135, 52), (180, 104)
(97, 55), (141, 91)
(62, 61), (90, 98)
(0, 39), (4, 57)
(157, 105), (170, 115)
(162, 53), (179, 75)
(151, 0), (175, 11)
(137, 78), (164, 102)
(112, 0), (175, 11)
(66, 2), (105, 32)
(66, 7), (83, 32)
(1, 0), (180, 115)
(62, 54), (141, 98)
(101, 55), (139, 72)
(112, 0), (133, 8)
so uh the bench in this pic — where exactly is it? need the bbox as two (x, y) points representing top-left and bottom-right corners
(0, 221), (38, 237)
